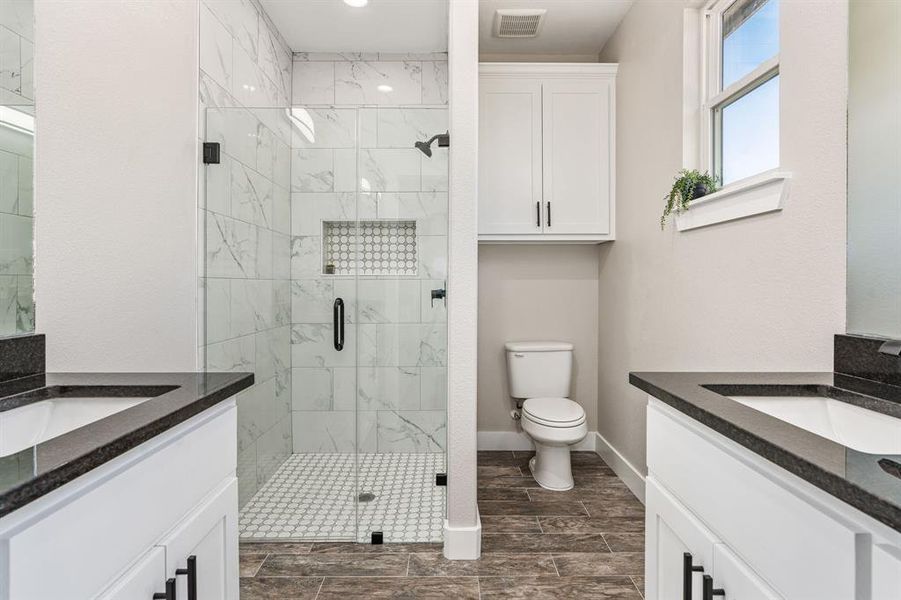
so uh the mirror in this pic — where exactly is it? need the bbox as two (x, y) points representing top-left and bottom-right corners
(0, 0), (35, 337)
(847, 0), (901, 339)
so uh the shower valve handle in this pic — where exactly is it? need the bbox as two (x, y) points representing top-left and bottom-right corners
(430, 285), (446, 308)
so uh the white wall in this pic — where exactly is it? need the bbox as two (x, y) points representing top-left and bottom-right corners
(445, 0), (480, 560)
(34, 0), (199, 371)
(847, 0), (901, 339)
(477, 245), (599, 436)
(596, 0), (848, 471)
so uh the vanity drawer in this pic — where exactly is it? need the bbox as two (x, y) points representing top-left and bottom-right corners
(3, 403), (236, 600)
(647, 399), (864, 600)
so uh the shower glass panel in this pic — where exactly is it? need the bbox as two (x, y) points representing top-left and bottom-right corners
(204, 105), (447, 543)
(353, 106), (448, 543)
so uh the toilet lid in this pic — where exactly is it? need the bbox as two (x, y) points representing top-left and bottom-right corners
(522, 398), (586, 425)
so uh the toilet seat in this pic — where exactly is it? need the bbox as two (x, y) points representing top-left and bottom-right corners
(522, 397), (586, 428)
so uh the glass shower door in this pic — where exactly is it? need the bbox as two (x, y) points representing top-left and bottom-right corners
(353, 106), (448, 543)
(206, 104), (447, 543)
(284, 106), (362, 540)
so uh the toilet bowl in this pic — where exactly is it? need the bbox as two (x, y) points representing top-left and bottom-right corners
(504, 341), (586, 491)
(520, 397), (587, 490)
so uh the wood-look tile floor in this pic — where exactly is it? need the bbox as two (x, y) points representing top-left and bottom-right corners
(239, 451), (645, 599)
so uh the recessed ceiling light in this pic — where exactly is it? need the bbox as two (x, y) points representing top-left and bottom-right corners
(377, 84), (393, 93)
(344, 0), (368, 7)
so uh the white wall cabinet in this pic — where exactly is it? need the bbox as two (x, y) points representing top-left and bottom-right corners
(0, 401), (239, 600)
(645, 397), (901, 600)
(479, 64), (617, 243)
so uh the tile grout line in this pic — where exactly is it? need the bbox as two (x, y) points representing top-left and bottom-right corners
(550, 552), (560, 577)
(314, 576), (325, 599)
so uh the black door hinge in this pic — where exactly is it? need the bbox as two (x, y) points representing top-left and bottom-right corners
(436, 473), (447, 486)
(203, 142), (220, 164)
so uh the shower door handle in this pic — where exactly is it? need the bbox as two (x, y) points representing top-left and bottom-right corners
(333, 298), (345, 351)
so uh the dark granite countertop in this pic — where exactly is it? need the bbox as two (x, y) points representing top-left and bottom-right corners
(630, 371), (901, 534)
(0, 371), (253, 518)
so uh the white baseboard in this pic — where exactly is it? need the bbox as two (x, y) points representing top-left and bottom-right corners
(594, 431), (646, 503)
(443, 514), (481, 560)
(477, 430), (598, 452)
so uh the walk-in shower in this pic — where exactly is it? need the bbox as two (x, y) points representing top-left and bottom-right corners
(203, 102), (449, 543)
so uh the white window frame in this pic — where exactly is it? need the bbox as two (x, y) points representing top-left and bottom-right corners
(679, 0), (790, 231)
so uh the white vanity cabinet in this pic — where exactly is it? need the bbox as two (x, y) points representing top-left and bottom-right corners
(478, 64), (617, 243)
(645, 397), (901, 600)
(0, 401), (239, 600)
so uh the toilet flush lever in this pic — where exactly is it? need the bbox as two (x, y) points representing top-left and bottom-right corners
(430, 283), (446, 307)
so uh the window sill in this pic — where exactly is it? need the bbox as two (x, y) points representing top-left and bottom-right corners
(675, 170), (792, 232)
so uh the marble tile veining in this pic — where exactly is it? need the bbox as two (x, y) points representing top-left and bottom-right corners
(334, 61), (422, 105)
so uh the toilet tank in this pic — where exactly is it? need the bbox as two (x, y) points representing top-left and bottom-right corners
(505, 341), (574, 399)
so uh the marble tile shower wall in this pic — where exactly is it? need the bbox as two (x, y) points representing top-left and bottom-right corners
(0, 0), (35, 336)
(290, 53), (449, 455)
(198, 0), (293, 507)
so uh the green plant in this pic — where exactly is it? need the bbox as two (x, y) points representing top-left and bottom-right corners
(660, 169), (719, 229)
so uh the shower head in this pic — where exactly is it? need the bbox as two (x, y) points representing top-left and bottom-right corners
(414, 131), (450, 157)
(415, 139), (433, 157)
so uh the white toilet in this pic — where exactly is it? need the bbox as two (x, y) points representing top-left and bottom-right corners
(505, 341), (587, 491)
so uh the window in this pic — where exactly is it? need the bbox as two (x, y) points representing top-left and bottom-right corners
(704, 0), (780, 186)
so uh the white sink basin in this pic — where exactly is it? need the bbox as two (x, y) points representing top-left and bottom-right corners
(729, 396), (901, 455)
(0, 397), (151, 458)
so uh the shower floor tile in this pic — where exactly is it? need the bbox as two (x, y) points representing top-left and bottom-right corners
(239, 453), (446, 543)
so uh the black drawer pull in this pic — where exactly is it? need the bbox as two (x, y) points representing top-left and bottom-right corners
(547, 201), (551, 227)
(175, 555), (196, 600)
(536, 201), (541, 227)
(153, 578), (176, 600)
(683, 553), (704, 600)
(333, 298), (345, 351)
(703, 574), (725, 599)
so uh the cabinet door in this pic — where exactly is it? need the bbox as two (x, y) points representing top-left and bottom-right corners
(542, 78), (613, 235)
(478, 77), (543, 235)
(872, 543), (901, 600)
(712, 543), (782, 599)
(645, 477), (718, 600)
(96, 546), (166, 600)
(161, 478), (239, 600)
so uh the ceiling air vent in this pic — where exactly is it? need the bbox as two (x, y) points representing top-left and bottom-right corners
(494, 9), (547, 38)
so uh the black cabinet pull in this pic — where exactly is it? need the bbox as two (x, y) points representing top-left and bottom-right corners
(536, 201), (541, 227)
(683, 553), (704, 600)
(547, 202), (552, 227)
(175, 555), (197, 600)
(333, 298), (345, 351)
(153, 578), (176, 600)
(702, 574), (725, 600)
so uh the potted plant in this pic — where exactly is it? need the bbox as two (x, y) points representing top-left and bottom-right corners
(660, 169), (719, 229)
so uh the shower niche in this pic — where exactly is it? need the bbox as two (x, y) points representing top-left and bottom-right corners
(322, 220), (418, 277)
